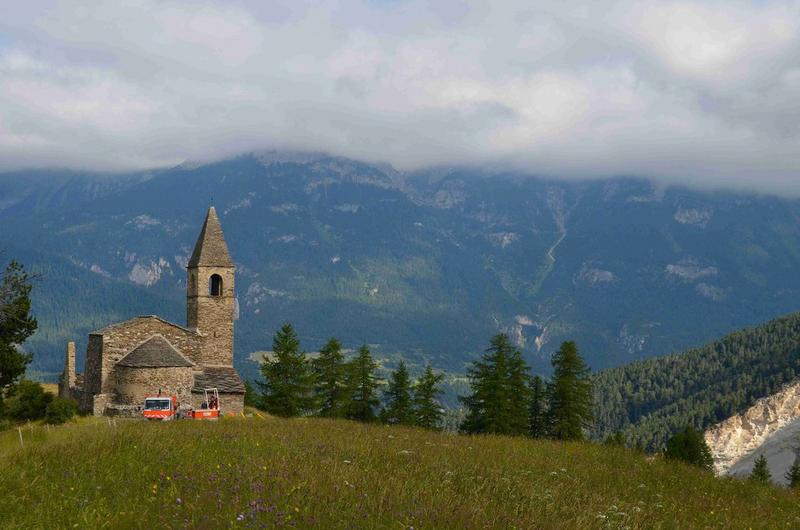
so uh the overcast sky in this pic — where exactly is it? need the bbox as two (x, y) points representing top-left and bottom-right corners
(2, 1), (800, 192)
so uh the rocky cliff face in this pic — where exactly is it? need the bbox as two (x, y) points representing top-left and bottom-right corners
(705, 381), (800, 474)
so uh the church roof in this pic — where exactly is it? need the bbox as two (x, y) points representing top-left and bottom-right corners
(117, 335), (195, 368)
(91, 315), (197, 336)
(188, 206), (234, 268)
(192, 366), (245, 394)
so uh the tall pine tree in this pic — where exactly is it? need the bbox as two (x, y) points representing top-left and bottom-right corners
(528, 375), (548, 438)
(381, 361), (413, 425)
(258, 324), (315, 417)
(460, 333), (531, 436)
(0, 260), (37, 416)
(751, 454), (772, 484)
(345, 345), (380, 422)
(413, 364), (445, 430)
(547, 341), (593, 440)
(312, 338), (348, 417)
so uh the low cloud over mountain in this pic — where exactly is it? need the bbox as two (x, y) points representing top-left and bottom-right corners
(2, 1), (800, 193)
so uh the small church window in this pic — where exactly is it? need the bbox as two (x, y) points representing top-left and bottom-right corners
(209, 274), (223, 296)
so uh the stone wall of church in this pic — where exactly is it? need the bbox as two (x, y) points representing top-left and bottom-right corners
(96, 317), (202, 396)
(80, 334), (104, 413)
(114, 365), (195, 406)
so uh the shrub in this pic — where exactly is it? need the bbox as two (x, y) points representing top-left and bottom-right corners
(45, 397), (78, 424)
(664, 426), (714, 471)
(604, 431), (627, 447)
(5, 380), (53, 421)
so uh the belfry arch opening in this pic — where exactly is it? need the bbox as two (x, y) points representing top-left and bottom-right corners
(209, 274), (223, 296)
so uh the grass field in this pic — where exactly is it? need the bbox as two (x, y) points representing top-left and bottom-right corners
(2, 415), (799, 529)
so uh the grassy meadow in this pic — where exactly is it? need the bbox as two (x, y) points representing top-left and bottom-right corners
(1, 415), (799, 529)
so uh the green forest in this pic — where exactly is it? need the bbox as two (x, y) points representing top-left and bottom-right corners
(593, 311), (800, 450)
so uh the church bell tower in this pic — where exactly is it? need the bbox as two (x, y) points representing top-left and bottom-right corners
(187, 206), (235, 366)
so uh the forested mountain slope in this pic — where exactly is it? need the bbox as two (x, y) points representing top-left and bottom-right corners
(2, 152), (800, 380)
(593, 312), (800, 450)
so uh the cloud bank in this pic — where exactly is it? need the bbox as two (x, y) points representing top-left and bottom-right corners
(2, 1), (800, 192)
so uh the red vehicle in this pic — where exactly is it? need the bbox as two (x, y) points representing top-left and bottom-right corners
(142, 394), (178, 421)
(187, 388), (220, 420)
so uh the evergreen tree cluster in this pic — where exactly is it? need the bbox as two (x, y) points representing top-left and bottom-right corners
(257, 328), (596, 441)
(459, 334), (595, 441)
(257, 324), (445, 428)
(593, 312), (800, 451)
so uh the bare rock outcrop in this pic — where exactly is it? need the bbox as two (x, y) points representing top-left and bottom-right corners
(704, 381), (800, 474)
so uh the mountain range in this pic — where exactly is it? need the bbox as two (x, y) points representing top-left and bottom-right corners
(2, 152), (800, 384)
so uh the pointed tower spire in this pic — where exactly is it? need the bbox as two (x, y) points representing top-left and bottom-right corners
(188, 206), (233, 268)
(186, 206), (236, 367)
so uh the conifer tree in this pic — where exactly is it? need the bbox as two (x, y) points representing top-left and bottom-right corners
(243, 380), (262, 409)
(312, 338), (348, 417)
(663, 426), (714, 471)
(0, 260), (37, 416)
(258, 324), (315, 417)
(413, 364), (445, 430)
(381, 360), (414, 425)
(345, 345), (380, 422)
(785, 453), (800, 489)
(750, 454), (772, 485)
(460, 333), (531, 436)
(547, 341), (593, 440)
(528, 375), (548, 438)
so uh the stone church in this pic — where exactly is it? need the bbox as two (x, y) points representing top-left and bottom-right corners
(59, 207), (245, 416)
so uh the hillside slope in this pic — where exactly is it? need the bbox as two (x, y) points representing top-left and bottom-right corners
(4, 152), (800, 378)
(594, 312), (800, 450)
(2, 417), (798, 528)
(705, 381), (800, 482)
